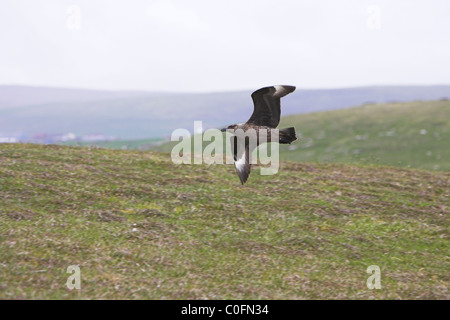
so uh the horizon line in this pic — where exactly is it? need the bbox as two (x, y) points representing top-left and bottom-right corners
(1, 83), (450, 95)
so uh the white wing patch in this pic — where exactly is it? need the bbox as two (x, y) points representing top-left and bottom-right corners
(273, 85), (287, 97)
(234, 151), (246, 173)
(233, 144), (251, 184)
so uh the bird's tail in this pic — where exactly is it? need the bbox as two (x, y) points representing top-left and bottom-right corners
(279, 127), (297, 144)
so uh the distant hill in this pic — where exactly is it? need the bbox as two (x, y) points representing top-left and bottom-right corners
(0, 85), (449, 139)
(151, 100), (450, 171)
(0, 85), (170, 110)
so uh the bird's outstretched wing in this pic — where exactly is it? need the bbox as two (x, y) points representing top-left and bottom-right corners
(231, 136), (251, 185)
(247, 85), (296, 128)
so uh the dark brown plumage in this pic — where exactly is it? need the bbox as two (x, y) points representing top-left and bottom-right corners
(221, 85), (297, 184)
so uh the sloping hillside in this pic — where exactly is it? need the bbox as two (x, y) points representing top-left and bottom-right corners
(0, 144), (448, 299)
(278, 100), (450, 171)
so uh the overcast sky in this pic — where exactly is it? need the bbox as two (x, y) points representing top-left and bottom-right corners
(1, 0), (450, 92)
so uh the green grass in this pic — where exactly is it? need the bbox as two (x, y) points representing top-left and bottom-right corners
(58, 137), (165, 150)
(152, 100), (450, 171)
(278, 100), (450, 171)
(0, 144), (448, 299)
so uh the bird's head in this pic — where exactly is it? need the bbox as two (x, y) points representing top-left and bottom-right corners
(220, 124), (239, 132)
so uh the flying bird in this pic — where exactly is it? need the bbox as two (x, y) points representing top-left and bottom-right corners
(221, 85), (297, 184)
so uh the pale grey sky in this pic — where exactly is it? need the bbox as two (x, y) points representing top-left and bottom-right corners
(1, 0), (449, 92)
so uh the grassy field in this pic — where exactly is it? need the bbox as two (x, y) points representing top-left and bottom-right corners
(152, 100), (450, 171)
(0, 144), (448, 299)
(278, 100), (450, 171)
(59, 137), (165, 151)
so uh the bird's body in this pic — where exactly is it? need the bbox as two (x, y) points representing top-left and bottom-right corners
(222, 85), (297, 184)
